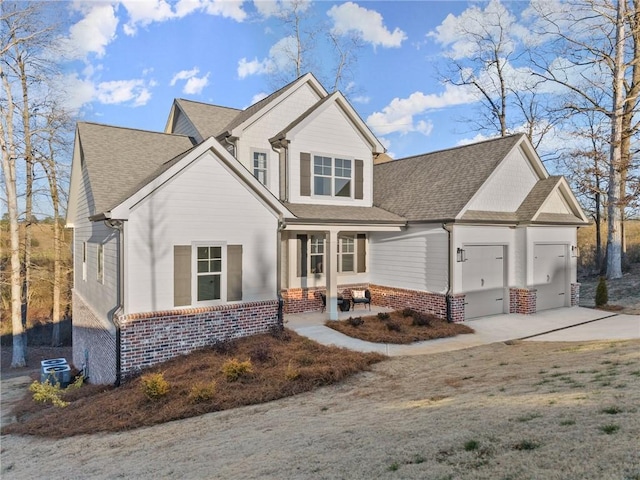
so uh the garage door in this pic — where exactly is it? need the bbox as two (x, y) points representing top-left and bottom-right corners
(462, 245), (505, 319)
(533, 244), (567, 311)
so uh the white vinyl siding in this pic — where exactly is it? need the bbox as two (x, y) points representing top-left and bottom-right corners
(236, 84), (322, 199)
(71, 165), (118, 323)
(369, 226), (448, 294)
(288, 102), (373, 206)
(125, 150), (278, 315)
(170, 109), (202, 143)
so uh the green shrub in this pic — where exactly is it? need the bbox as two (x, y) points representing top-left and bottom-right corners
(464, 440), (480, 451)
(595, 277), (608, 306)
(401, 308), (417, 317)
(412, 313), (432, 327)
(221, 358), (253, 382)
(377, 312), (390, 321)
(140, 373), (170, 400)
(29, 380), (69, 408)
(188, 381), (216, 403)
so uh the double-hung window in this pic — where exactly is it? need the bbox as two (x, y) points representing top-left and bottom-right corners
(310, 235), (324, 274)
(253, 150), (268, 186)
(196, 246), (222, 302)
(338, 236), (355, 273)
(313, 155), (352, 197)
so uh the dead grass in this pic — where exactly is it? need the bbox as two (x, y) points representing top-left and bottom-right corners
(325, 309), (474, 344)
(2, 329), (385, 438)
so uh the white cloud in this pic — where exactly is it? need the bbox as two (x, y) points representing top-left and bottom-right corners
(254, 0), (312, 18)
(170, 68), (200, 86)
(57, 3), (119, 60)
(54, 73), (96, 113)
(352, 95), (370, 104)
(96, 79), (152, 106)
(327, 2), (406, 48)
(237, 36), (297, 78)
(250, 92), (269, 104)
(366, 84), (478, 136)
(170, 67), (210, 94)
(121, 0), (246, 36)
(184, 74), (210, 94)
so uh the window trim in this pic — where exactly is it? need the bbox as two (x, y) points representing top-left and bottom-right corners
(251, 148), (269, 187)
(96, 243), (104, 284)
(338, 235), (355, 273)
(191, 242), (227, 306)
(311, 153), (353, 199)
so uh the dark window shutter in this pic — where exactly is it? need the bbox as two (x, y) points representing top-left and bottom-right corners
(174, 246), (192, 307)
(297, 234), (308, 277)
(357, 234), (366, 273)
(355, 159), (364, 200)
(300, 152), (311, 196)
(227, 245), (243, 301)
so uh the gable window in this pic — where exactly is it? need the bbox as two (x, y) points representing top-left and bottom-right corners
(97, 244), (104, 284)
(196, 246), (222, 302)
(82, 241), (87, 281)
(313, 155), (351, 197)
(253, 150), (268, 186)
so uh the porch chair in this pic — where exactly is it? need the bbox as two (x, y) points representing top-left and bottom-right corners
(351, 289), (371, 310)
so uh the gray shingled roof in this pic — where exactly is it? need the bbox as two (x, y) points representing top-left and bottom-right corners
(77, 122), (195, 216)
(515, 176), (562, 220)
(174, 99), (240, 139)
(374, 134), (524, 221)
(284, 203), (405, 224)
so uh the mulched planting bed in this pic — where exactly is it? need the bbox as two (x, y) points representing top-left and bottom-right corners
(326, 309), (474, 344)
(3, 329), (385, 438)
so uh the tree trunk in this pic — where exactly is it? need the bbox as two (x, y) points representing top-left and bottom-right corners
(0, 63), (26, 367)
(605, 0), (626, 280)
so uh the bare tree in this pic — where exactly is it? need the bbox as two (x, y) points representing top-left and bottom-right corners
(529, 0), (638, 279)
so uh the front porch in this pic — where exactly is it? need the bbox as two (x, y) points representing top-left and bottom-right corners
(284, 303), (394, 330)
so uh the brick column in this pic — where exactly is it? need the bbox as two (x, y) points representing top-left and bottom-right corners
(570, 283), (580, 307)
(509, 288), (537, 315)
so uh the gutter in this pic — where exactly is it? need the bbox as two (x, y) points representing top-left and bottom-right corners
(276, 216), (286, 328)
(442, 223), (454, 323)
(104, 219), (125, 386)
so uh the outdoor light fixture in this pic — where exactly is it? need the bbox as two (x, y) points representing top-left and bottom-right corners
(456, 247), (466, 262)
(571, 245), (580, 258)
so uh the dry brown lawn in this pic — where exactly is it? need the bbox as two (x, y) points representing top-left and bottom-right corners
(2, 339), (638, 479)
(326, 309), (474, 343)
(2, 329), (384, 438)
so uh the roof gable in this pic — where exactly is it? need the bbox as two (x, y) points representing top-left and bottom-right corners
(165, 99), (240, 142)
(374, 134), (524, 221)
(270, 91), (385, 153)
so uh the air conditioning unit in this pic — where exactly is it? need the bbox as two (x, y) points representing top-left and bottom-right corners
(41, 358), (67, 369)
(40, 360), (71, 387)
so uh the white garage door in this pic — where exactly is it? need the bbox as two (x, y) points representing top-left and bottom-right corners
(533, 244), (567, 311)
(462, 245), (505, 319)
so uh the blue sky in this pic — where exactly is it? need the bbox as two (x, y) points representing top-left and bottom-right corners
(58, 0), (500, 159)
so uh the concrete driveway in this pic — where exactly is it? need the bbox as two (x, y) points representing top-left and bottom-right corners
(285, 307), (640, 356)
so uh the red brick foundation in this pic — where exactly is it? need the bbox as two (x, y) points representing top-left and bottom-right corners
(369, 284), (465, 323)
(118, 300), (279, 379)
(281, 284), (369, 314)
(509, 288), (537, 314)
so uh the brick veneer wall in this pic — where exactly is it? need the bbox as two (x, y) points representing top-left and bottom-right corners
(282, 284), (369, 314)
(570, 283), (580, 307)
(72, 292), (117, 385)
(118, 300), (279, 379)
(509, 288), (537, 314)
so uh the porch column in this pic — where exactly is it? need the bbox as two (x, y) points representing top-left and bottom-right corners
(325, 229), (339, 320)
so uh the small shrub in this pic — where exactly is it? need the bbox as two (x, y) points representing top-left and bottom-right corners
(211, 338), (237, 355)
(140, 373), (170, 400)
(595, 277), (608, 306)
(388, 462), (400, 472)
(269, 324), (291, 341)
(599, 424), (620, 434)
(412, 313), (432, 327)
(284, 361), (300, 381)
(601, 406), (623, 415)
(401, 308), (417, 317)
(377, 312), (390, 321)
(221, 358), (253, 382)
(513, 440), (540, 451)
(386, 321), (402, 332)
(464, 440), (480, 451)
(29, 380), (69, 408)
(188, 381), (217, 403)
(347, 316), (364, 327)
(560, 419), (576, 426)
(250, 341), (273, 363)
(66, 375), (84, 390)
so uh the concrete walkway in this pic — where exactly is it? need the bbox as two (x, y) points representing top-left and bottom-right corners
(285, 307), (640, 356)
